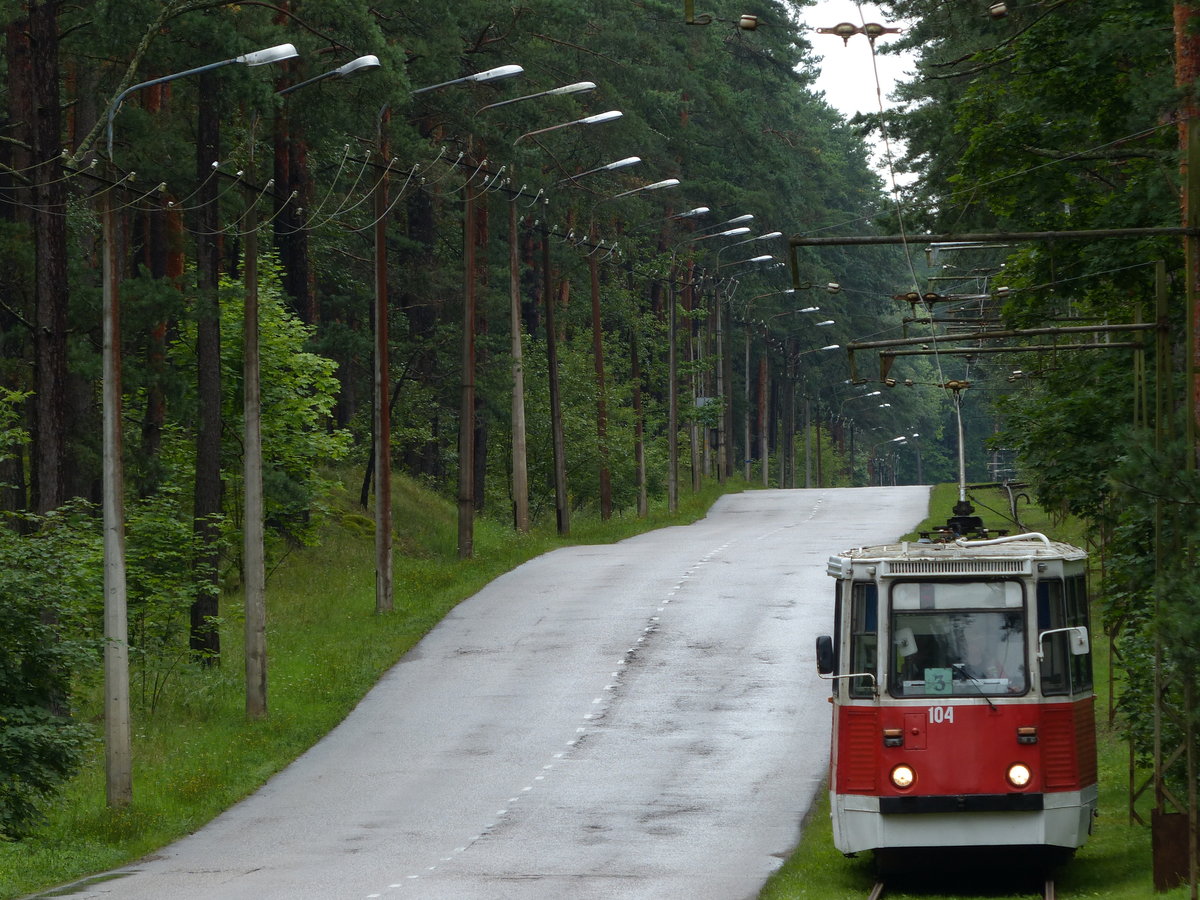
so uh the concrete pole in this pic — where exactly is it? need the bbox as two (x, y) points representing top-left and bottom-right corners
(667, 266), (679, 512)
(243, 163), (267, 720)
(458, 188), (476, 557)
(544, 228), (569, 534)
(374, 129), (394, 606)
(101, 188), (132, 807)
(509, 201), (530, 532)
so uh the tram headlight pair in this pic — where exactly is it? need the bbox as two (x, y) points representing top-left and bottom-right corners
(890, 765), (915, 789)
(1007, 763), (1032, 788)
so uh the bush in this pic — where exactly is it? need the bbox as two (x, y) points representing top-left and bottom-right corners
(0, 502), (101, 838)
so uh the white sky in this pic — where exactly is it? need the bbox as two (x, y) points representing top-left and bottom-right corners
(797, 1), (915, 185)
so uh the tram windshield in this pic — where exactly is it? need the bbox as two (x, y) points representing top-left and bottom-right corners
(890, 581), (1027, 697)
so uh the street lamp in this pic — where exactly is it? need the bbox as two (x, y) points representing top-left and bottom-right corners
(99, 40), (299, 808)
(555, 155), (641, 184)
(276, 54), (380, 95)
(105, 44), (299, 156)
(716, 229), (775, 271)
(478, 80), (595, 113)
(609, 177), (680, 199)
(689, 225), (751, 243)
(723, 230), (783, 257)
(520, 150), (643, 530)
(410, 64), (524, 95)
(513, 109), (622, 144)
(720, 253), (775, 273)
(695, 213), (754, 234)
(467, 97), (618, 549)
(229, 56), (384, 719)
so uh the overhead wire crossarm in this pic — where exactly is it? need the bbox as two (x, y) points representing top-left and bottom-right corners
(846, 321), (1158, 353)
(847, 322), (1157, 382)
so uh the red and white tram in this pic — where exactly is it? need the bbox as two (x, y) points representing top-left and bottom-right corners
(816, 522), (1097, 871)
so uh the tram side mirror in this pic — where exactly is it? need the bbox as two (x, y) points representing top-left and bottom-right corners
(1037, 625), (1091, 660)
(816, 635), (835, 675)
(1069, 626), (1090, 656)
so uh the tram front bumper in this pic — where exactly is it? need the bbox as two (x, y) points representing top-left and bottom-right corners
(831, 785), (1098, 854)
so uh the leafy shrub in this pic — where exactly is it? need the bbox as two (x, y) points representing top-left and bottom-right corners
(0, 502), (101, 839)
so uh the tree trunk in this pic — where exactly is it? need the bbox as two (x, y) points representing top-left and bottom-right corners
(274, 105), (314, 323)
(190, 73), (222, 663)
(10, 2), (70, 514)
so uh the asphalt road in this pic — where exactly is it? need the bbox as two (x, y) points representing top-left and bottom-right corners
(57, 486), (929, 900)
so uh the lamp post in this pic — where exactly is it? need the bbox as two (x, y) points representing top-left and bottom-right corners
(694, 213), (753, 235)
(593, 176), (682, 512)
(462, 101), (617, 549)
(867, 435), (907, 485)
(673, 224), (750, 485)
(515, 111), (625, 539)
(370, 64), (524, 562)
(276, 54), (380, 95)
(99, 41), (298, 807)
(743, 291), (822, 482)
(540, 151), (643, 525)
(227, 56), (383, 722)
(710, 253), (773, 478)
(815, 21), (902, 46)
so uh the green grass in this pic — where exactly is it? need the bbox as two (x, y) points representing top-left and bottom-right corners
(0, 473), (738, 899)
(761, 484), (1176, 900)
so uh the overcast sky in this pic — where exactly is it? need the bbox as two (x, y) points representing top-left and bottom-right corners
(796, 1), (914, 183)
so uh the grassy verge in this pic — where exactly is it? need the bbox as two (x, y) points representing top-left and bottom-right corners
(1, 473), (740, 899)
(761, 484), (1181, 899)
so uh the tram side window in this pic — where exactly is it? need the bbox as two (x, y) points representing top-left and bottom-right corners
(849, 583), (878, 697)
(1037, 575), (1093, 696)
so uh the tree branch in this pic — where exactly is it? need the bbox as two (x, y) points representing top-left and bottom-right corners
(66, 0), (196, 167)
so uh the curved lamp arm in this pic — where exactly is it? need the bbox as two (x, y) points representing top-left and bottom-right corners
(107, 43), (299, 158)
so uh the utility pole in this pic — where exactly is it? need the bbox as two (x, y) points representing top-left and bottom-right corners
(589, 224), (613, 518)
(458, 186), (477, 558)
(1174, 4), (1200, 895)
(543, 226), (570, 534)
(374, 113), (394, 608)
(509, 200), (530, 532)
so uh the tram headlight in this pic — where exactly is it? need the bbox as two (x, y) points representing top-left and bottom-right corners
(890, 765), (915, 789)
(1007, 763), (1032, 788)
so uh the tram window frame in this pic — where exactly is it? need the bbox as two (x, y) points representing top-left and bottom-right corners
(848, 582), (878, 698)
(1037, 574), (1093, 696)
(886, 579), (1030, 699)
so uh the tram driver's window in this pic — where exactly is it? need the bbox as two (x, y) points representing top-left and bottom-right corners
(849, 583), (877, 697)
(1038, 575), (1092, 696)
(889, 581), (1027, 697)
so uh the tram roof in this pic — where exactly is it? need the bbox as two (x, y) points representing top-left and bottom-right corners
(829, 535), (1087, 578)
(838, 537), (1086, 560)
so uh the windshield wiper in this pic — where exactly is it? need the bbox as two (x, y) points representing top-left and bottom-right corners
(952, 663), (996, 710)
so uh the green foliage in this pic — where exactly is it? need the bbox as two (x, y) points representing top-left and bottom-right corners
(166, 257), (352, 553)
(991, 355), (1135, 524)
(0, 502), (101, 839)
(125, 483), (221, 710)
